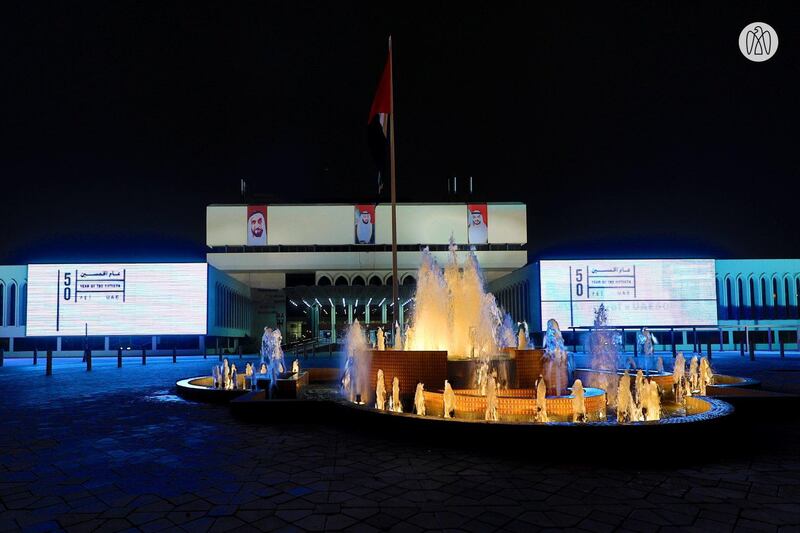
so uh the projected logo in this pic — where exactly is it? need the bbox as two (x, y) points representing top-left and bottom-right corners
(26, 263), (208, 336)
(739, 22), (778, 62)
(539, 259), (718, 329)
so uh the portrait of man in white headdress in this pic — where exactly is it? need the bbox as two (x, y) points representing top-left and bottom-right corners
(246, 205), (267, 245)
(354, 204), (375, 244)
(467, 204), (488, 244)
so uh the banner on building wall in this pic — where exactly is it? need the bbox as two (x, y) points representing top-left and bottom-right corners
(467, 204), (488, 244)
(354, 204), (376, 244)
(247, 205), (267, 245)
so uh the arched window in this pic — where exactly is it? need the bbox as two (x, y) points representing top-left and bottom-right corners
(351, 275), (366, 286)
(8, 282), (16, 327)
(317, 275), (332, 286)
(20, 283), (27, 326)
(784, 277), (791, 320)
(760, 277), (768, 320)
(335, 276), (349, 286)
(772, 277), (779, 319)
(725, 277), (733, 320)
(748, 277), (756, 319)
(737, 277), (744, 320)
(385, 275), (393, 287)
(368, 275), (383, 286)
(402, 275), (416, 286)
(792, 276), (800, 318)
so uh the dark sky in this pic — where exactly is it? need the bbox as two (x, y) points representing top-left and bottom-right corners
(2, 1), (799, 264)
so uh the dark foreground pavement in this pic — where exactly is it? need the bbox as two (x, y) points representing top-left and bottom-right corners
(0, 354), (799, 532)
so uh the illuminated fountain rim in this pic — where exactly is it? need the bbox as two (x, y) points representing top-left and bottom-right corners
(338, 391), (733, 426)
(175, 376), (251, 403)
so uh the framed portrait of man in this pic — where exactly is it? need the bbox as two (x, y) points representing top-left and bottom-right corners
(467, 204), (488, 244)
(247, 205), (267, 245)
(354, 204), (376, 244)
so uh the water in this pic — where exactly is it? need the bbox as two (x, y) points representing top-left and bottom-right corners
(375, 369), (386, 410)
(404, 241), (504, 360)
(342, 320), (370, 403)
(585, 304), (620, 405)
(543, 319), (569, 395)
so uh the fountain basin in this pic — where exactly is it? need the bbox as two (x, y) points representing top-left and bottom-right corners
(422, 386), (607, 422)
(338, 394), (732, 427)
(175, 376), (251, 403)
(176, 371), (309, 403)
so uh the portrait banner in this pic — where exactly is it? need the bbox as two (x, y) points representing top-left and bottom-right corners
(354, 204), (376, 244)
(467, 204), (488, 244)
(247, 205), (267, 245)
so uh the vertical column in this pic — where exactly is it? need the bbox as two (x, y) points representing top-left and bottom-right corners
(382, 303), (387, 324)
(312, 306), (320, 341)
(330, 304), (336, 344)
(399, 301), (404, 326)
(152, 336), (157, 352)
(9, 337), (14, 352)
(56, 336), (62, 353)
(365, 304), (370, 324)
(104, 336), (110, 351)
(199, 335), (206, 356)
(347, 304), (353, 325)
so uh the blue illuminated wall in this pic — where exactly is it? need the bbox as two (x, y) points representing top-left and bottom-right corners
(207, 266), (253, 338)
(715, 259), (800, 324)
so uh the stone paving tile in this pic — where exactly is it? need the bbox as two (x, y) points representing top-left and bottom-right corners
(0, 356), (799, 532)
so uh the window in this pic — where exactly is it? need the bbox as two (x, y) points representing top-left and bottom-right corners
(368, 275), (383, 286)
(773, 277), (780, 319)
(351, 275), (366, 286)
(402, 275), (416, 286)
(725, 277), (733, 320)
(335, 276), (349, 286)
(784, 277), (791, 320)
(317, 275), (332, 286)
(8, 282), (16, 326)
(20, 283), (27, 326)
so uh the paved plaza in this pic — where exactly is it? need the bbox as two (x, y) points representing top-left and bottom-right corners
(0, 353), (799, 532)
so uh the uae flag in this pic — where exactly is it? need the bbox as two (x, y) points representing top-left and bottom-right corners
(368, 46), (392, 195)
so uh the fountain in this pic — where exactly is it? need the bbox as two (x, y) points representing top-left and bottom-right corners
(543, 319), (569, 396)
(377, 327), (385, 351)
(571, 379), (586, 422)
(617, 370), (633, 423)
(178, 245), (733, 429)
(700, 356), (713, 395)
(414, 383), (426, 415)
(376, 369), (386, 410)
(535, 376), (548, 422)
(391, 377), (402, 412)
(443, 380), (455, 418)
(485, 375), (499, 421)
(341, 320), (370, 403)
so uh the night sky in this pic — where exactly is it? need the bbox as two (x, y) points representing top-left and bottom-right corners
(2, 1), (799, 264)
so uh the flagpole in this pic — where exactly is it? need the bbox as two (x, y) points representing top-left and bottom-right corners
(388, 35), (400, 331)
